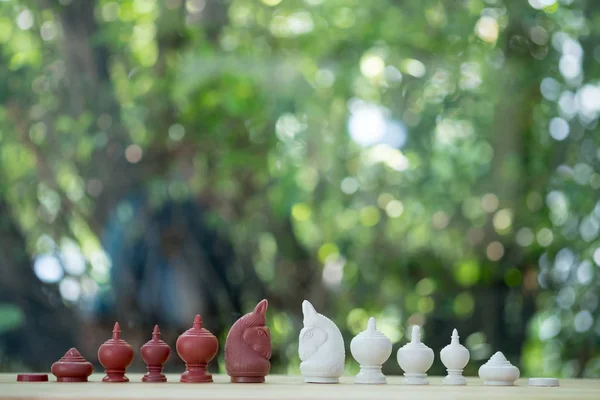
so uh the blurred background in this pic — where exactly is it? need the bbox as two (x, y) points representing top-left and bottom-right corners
(0, 0), (599, 378)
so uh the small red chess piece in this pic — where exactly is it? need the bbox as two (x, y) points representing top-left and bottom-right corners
(225, 299), (271, 383)
(98, 322), (135, 382)
(141, 325), (171, 382)
(176, 314), (218, 383)
(51, 348), (94, 382)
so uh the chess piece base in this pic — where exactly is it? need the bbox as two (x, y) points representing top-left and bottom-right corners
(142, 373), (167, 383)
(484, 380), (514, 386)
(57, 377), (88, 383)
(355, 366), (386, 384)
(304, 376), (339, 384)
(443, 370), (466, 385)
(403, 373), (429, 385)
(180, 365), (213, 383)
(231, 376), (265, 383)
(102, 369), (129, 383)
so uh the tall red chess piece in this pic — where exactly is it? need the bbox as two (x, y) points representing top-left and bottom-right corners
(51, 348), (94, 382)
(176, 314), (219, 383)
(224, 299), (271, 383)
(141, 325), (171, 382)
(98, 322), (135, 382)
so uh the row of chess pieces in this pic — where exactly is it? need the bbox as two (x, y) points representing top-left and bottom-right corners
(24, 299), (539, 386)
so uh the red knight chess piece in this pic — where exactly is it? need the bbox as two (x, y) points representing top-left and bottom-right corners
(176, 314), (219, 383)
(141, 325), (171, 382)
(97, 322), (135, 382)
(224, 299), (271, 383)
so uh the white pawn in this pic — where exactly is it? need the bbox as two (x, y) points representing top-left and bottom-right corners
(396, 325), (434, 385)
(350, 317), (392, 384)
(298, 300), (345, 383)
(440, 329), (470, 385)
(478, 351), (520, 386)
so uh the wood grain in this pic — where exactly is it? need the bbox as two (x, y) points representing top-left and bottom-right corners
(1, 373), (597, 400)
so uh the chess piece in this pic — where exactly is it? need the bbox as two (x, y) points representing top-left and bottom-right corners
(98, 322), (135, 382)
(51, 348), (94, 382)
(17, 374), (48, 382)
(478, 351), (520, 386)
(141, 325), (171, 382)
(350, 317), (392, 384)
(176, 314), (219, 383)
(396, 325), (434, 385)
(225, 299), (271, 383)
(528, 378), (559, 387)
(440, 329), (470, 385)
(298, 300), (345, 383)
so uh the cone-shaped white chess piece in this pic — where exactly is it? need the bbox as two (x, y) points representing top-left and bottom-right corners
(440, 329), (470, 385)
(478, 351), (520, 386)
(396, 325), (434, 385)
(350, 317), (392, 384)
(298, 300), (345, 383)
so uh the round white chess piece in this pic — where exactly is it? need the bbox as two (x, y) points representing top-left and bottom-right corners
(440, 329), (470, 385)
(396, 325), (434, 385)
(298, 300), (345, 383)
(478, 351), (520, 386)
(350, 317), (392, 384)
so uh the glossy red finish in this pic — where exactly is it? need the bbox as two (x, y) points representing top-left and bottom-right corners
(176, 314), (219, 383)
(97, 322), (135, 383)
(51, 348), (94, 382)
(140, 325), (171, 383)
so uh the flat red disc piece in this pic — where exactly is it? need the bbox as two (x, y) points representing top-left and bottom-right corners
(17, 374), (49, 382)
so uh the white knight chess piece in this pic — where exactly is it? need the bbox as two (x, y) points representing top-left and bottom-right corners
(298, 300), (345, 383)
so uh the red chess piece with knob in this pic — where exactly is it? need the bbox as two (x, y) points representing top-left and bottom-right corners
(51, 348), (94, 382)
(176, 314), (219, 383)
(141, 325), (171, 382)
(225, 299), (271, 383)
(98, 322), (135, 382)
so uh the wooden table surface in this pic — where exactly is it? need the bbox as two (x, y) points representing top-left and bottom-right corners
(1, 373), (598, 400)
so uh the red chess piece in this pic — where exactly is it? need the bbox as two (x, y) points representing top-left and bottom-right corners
(225, 299), (271, 383)
(98, 322), (135, 383)
(51, 348), (94, 382)
(176, 314), (219, 383)
(141, 325), (171, 383)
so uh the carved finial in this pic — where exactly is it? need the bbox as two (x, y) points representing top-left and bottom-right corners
(112, 322), (121, 340)
(193, 314), (203, 329)
(367, 317), (376, 332)
(410, 325), (421, 343)
(152, 325), (161, 340)
(451, 329), (459, 344)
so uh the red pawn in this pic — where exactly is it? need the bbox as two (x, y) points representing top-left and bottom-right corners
(98, 322), (135, 382)
(51, 348), (94, 382)
(225, 299), (271, 383)
(176, 314), (219, 383)
(141, 325), (171, 382)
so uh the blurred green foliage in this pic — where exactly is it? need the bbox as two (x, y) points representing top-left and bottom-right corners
(0, 0), (599, 377)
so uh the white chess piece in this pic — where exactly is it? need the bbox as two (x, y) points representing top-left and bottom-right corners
(350, 317), (392, 384)
(440, 329), (470, 385)
(478, 351), (520, 386)
(396, 325), (434, 385)
(298, 300), (345, 383)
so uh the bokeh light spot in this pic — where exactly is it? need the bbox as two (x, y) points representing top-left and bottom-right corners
(454, 292), (475, 317)
(291, 203), (312, 221)
(454, 260), (480, 287)
(486, 241), (505, 261)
